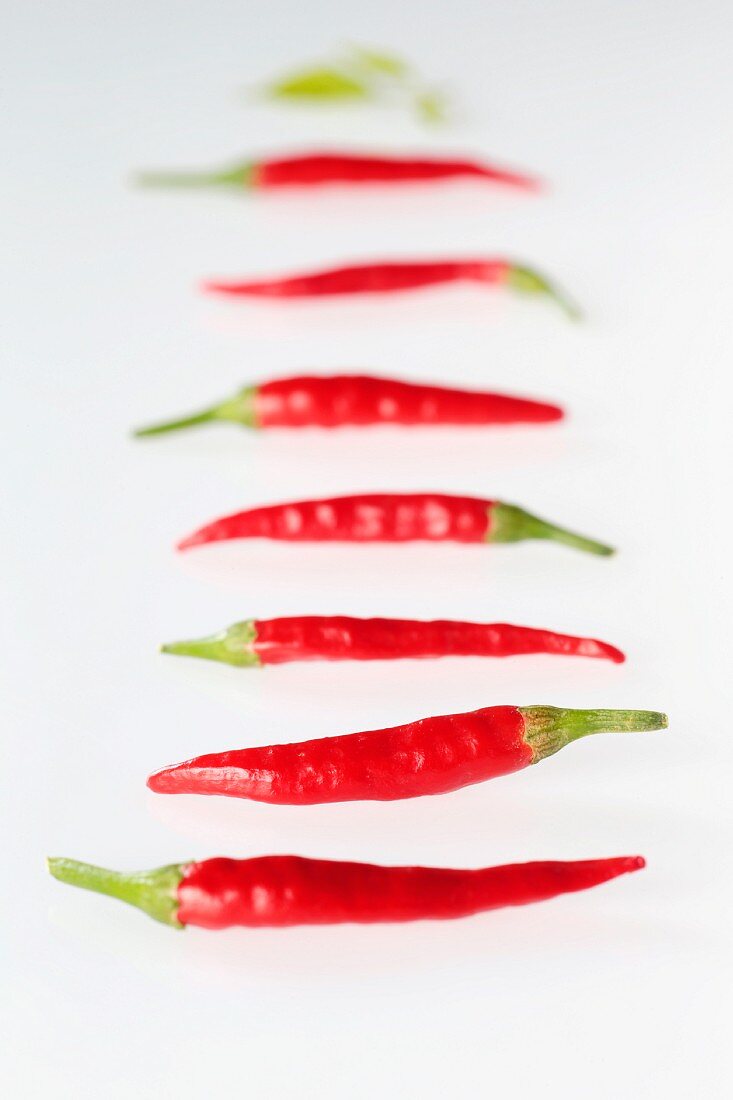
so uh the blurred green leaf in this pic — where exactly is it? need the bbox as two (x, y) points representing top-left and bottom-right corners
(257, 48), (454, 124)
(415, 88), (448, 123)
(348, 45), (410, 79)
(269, 67), (370, 100)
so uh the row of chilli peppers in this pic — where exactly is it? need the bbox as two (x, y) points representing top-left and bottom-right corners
(50, 148), (666, 931)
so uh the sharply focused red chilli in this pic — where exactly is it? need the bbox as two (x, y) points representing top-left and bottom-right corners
(161, 615), (625, 667)
(147, 706), (666, 804)
(47, 854), (645, 929)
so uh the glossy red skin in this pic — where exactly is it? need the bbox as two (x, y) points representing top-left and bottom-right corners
(176, 855), (645, 929)
(253, 153), (538, 190)
(203, 259), (509, 298)
(177, 493), (493, 551)
(254, 375), (562, 427)
(252, 616), (625, 665)
(147, 704), (532, 803)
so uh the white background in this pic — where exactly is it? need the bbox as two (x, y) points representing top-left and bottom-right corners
(2, 1), (731, 1096)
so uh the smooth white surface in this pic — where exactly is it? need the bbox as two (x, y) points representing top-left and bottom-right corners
(2, 1), (731, 1096)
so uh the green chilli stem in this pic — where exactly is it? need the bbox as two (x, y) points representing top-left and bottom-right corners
(506, 264), (581, 320)
(489, 502), (614, 556)
(133, 387), (258, 438)
(134, 407), (219, 436)
(136, 163), (256, 189)
(161, 620), (261, 667)
(521, 706), (668, 763)
(47, 857), (186, 927)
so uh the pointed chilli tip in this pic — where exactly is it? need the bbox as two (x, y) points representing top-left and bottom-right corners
(177, 517), (235, 551)
(176, 531), (202, 552)
(147, 766), (183, 794)
(491, 169), (544, 194)
(201, 280), (244, 296)
(587, 640), (626, 664)
(589, 854), (646, 878)
(592, 854), (645, 880)
(609, 855), (645, 875)
(522, 174), (545, 194)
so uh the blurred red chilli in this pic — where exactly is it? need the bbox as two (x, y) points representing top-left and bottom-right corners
(133, 373), (563, 437)
(138, 150), (541, 193)
(202, 258), (579, 318)
(176, 493), (614, 557)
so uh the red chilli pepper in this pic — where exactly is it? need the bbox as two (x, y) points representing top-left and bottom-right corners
(47, 854), (645, 929)
(137, 150), (540, 193)
(177, 494), (614, 557)
(202, 259), (578, 317)
(147, 706), (666, 804)
(133, 374), (563, 437)
(161, 616), (625, 667)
